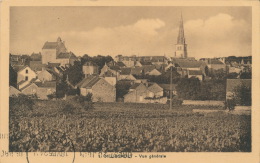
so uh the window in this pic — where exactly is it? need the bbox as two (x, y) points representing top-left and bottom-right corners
(25, 76), (28, 81)
(25, 69), (28, 74)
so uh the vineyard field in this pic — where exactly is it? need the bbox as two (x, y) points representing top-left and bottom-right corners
(9, 100), (251, 152)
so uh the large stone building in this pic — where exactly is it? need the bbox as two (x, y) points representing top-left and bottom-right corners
(42, 37), (77, 66)
(174, 13), (188, 58)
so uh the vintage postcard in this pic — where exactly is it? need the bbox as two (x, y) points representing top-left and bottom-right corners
(0, 0), (259, 163)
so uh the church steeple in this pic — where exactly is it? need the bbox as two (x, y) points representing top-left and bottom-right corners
(177, 13), (185, 44)
(175, 12), (188, 58)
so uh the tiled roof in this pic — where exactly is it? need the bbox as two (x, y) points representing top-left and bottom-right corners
(20, 83), (38, 91)
(129, 83), (142, 90)
(29, 61), (46, 71)
(48, 62), (61, 68)
(103, 70), (117, 77)
(158, 84), (177, 91)
(42, 42), (58, 49)
(188, 70), (203, 75)
(148, 83), (163, 93)
(17, 80), (27, 85)
(57, 52), (77, 59)
(209, 59), (224, 65)
(226, 79), (251, 92)
(109, 65), (121, 71)
(35, 81), (56, 88)
(12, 65), (27, 72)
(121, 68), (132, 75)
(176, 61), (203, 68)
(131, 67), (143, 75)
(76, 75), (101, 88)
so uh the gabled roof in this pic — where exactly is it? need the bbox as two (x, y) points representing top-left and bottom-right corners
(129, 83), (142, 90)
(131, 67), (143, 75)
(209, 59), (224, 65)
(103, 70), (117, 77)
(29, 61), (46, 71)
(34, 81), (56, 88)
(121, 68), (132, 75)
(109, 65), (121, 71)
(57, 52), (77, 59)
(188, 70), (203, 75)
(148, 83), (163, 93)
(226, 79), (251, 92)
(9, 86), (21, 96)
(12, 65), (27, 72)
(20, 82), (38, 91)
(42, 42), (58, 49)
(76, 75), (102, 88)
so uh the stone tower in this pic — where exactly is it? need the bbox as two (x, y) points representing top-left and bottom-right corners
(175, 13), (188, 58)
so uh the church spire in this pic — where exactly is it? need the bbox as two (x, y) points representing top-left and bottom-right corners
(175, 12), (188, 58)
(177, 12), (185, 44)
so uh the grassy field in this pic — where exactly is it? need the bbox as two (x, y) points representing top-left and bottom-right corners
(9, 100), (251, 152)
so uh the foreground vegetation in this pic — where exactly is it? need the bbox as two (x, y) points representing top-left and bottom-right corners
(9, 98), (251, 152)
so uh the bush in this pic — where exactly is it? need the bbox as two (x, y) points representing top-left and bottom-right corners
(225, 99), (236, 111)
(61, 102), (75, 114)
(167, 97), (183, 106)
(68, 93), (94, 111)
(233, 83), (251, 106)
(9, 94), (35, 116)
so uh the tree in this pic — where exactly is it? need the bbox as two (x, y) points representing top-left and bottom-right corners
(64, 61), (84, 85)
(176, 78), (201, 100)
(9, 64), (17, 87)
(233, 82), (251, 106)
(226, 72), (239, 79)
(116, 80), (132, 99)
(240, 72), (251, 79)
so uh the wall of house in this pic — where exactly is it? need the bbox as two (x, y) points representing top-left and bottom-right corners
(57, 59), (70, 67)
(17, 67), (37, 83)
(42, 49), (57, 64)
(83, 66), (98, 75)
(21, 84), (38, 95)
(104, 77), (117, 86)
(36, 87), (56, 99)
(92, 79), (116, 102)
(18, 80), (31, 90)
(210, 64), (226, 70)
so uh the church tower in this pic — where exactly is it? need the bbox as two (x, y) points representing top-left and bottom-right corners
(175, 13), (188, 58)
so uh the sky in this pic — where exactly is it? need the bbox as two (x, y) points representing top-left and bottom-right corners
(10, 6), (252, 59)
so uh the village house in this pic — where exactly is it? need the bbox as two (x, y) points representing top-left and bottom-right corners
(187, 70), (204, 81)
(82, 62), (99, 77)
(76, 75), (116, 102)
(16, 66), (37, 89)
(37, 69), (57, 82)
(201, 58), (226, 72)
(29, 61), (47, 73)
(56, 52), (77, 67)
(9, 86), (21, 97)
(41, 37), (77, 66)
(20, 81), (56, 99)
(100, 63), (121, 78)
(124, 82), (166, 103)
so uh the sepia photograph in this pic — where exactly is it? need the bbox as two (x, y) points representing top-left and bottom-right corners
(8, 6), (253, 153)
